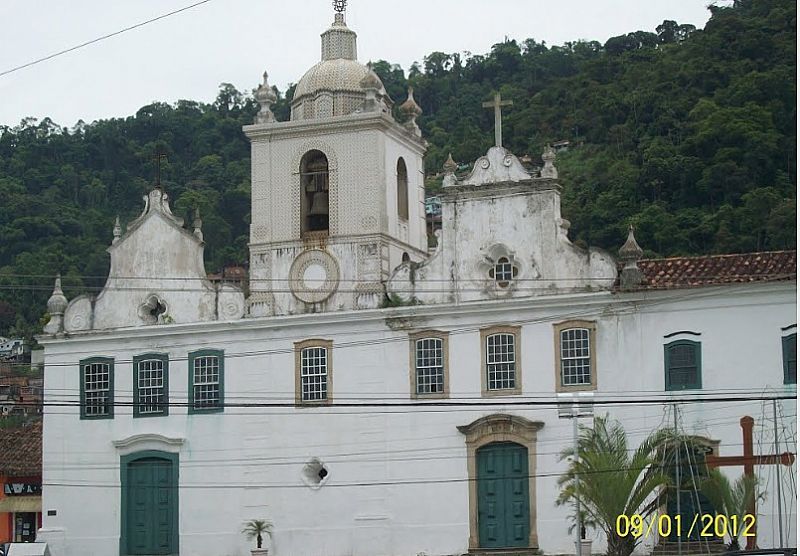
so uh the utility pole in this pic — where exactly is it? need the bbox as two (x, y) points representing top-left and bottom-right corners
(558, 393), (593, 556)
(574, 415), (581, 556)
(772, 399), (784, 548)
(673, 403), (681, 556)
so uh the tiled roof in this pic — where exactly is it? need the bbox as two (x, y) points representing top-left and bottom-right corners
(632, 250), (797, 289)
(0, 421), (41, 477)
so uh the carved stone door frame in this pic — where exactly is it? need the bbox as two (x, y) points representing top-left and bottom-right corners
(458, 414), (544, 551)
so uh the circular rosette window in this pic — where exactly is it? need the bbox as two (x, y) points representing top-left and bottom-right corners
(289, 249), (340, 304)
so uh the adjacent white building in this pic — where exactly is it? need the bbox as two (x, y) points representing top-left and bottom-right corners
(36, 7), (796, 556)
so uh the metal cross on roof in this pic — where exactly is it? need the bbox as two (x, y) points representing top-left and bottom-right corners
(482, 92), (513, 147)
(333, 0), (347, 14)
(152, 150), (168, 187)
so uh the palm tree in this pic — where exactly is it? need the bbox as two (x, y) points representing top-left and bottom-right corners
(700, 469), (760, 550)
(242, 519), (273, 549)
(557, 415), (673, 556)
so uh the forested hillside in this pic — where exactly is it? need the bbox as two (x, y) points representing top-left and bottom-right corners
(0, 0), (795, 337)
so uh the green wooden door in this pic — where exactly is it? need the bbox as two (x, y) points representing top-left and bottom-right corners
(477, 442), (530, 548)
(126, 457), (176, 555)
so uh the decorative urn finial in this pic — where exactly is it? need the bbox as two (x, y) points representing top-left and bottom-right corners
(443, 153), (457, 174)
(540, 144), (558, 179)
(192, 208), (204, 241)
(399, 87), (423, 136)
(360, 62), (382, 91)
(359, 62), (383, 113)
(112, 216), (122, 244)
(442, 153), (458, 187)
(618, 225), (645, 291)
(43, 274), (69, 335)
(254, 71), (278, 124)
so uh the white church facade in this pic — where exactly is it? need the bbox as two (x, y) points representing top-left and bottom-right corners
(36, 8), (796, 556)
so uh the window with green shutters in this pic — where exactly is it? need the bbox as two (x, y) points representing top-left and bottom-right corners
(188, 349), (224, 413)
(79, 357), (114, 419)
(133, 353), (169, 417)
(664, 340), (702, 391)
(782, 334), (797, 385)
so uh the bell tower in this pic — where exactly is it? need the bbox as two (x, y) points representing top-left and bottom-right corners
(243, 6), (427, 317)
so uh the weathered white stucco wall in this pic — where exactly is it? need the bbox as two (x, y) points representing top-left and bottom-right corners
(39, 283), (797, 556)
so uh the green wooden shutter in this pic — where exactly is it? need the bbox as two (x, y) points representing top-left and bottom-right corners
(665, 340), (702, 391)
(783, 334), (797, 385)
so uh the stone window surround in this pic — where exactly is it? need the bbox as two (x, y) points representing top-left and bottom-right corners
(553, 320), (598, 392)
(294, 339), (334, 406)
(457, 414), (544, 552)
(480, 325), (522, 397)
(79, 356), (114, 420)
(188, 348), (225, 414)
(408, 330), (450, 399)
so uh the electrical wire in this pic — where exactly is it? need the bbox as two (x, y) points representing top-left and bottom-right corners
(12, 282), (784, 367)
(0, 0), (214, 78)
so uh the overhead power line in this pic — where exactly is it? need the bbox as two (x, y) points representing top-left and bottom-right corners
(25, 393), (798, 409)
(0, 0), (214, 78)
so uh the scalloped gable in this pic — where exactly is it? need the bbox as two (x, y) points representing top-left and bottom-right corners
(458, 146), (532, 186)
(57, 187), (245, 332)
(109, 188), (200, 252)
(387, 144), (618, 304)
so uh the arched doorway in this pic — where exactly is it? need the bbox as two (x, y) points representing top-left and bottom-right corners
(458, 414), (544, 552)
(120, 451), (179, 555)
(477, 441), (530, 548)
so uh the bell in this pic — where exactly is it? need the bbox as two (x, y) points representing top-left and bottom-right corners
(308, 191), (329, 216)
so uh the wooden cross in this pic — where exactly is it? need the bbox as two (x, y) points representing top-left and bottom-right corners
(482, 92), (512, 147)
(152, 151), (168, 187)
(705, 415), (795, 549)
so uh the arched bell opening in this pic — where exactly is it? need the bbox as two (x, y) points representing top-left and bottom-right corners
(300, 149), (330, 234)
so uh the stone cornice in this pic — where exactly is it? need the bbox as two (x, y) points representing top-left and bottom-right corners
(36, 281), (794, 346)
(248, 231), (427, 257)
(243, 112), (426, 154)
(440, 179), (561, 202)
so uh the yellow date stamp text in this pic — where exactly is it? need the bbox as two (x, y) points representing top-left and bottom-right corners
(615, 514), (756, 539)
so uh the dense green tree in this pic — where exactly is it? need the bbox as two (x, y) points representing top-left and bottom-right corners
(0, 0), (795, 338)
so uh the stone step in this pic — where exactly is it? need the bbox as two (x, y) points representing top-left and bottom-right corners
(466, 549), (542, 556)
(652, 539), (728, 555)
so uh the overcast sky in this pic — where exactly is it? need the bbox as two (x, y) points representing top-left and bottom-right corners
(0, 1), (718, 128)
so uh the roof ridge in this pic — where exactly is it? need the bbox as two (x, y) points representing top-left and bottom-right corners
(640, 250), (797, 263)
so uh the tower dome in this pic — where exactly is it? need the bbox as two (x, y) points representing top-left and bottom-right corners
(290, 13), (391, 120)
